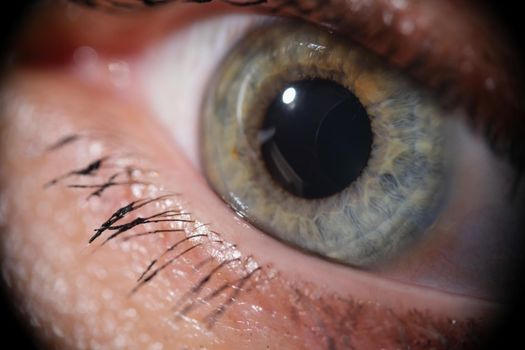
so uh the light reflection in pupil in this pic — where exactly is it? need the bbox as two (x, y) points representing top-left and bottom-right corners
(260, 79), (373, 199)
(282, 87), (297, 104)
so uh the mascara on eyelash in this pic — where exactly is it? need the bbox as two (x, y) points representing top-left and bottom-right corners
(122, 221), (208, 241)
(67, 170), (152, 199)
(171, 257), (244, 311)
(136, 234), (209, 282)
(6, 0), (508, 342)
(43, 156), (108, 188)
(45, 133), (84, 152)
(203, 266), (262, 328)
(89, 193), (179, 242)
(99, 210), (194, 245)
(41, 135), (266, 327)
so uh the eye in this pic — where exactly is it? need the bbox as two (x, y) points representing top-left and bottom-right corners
(201, 20), (448, 267)
(139, 11), (522, 297)
(1, 1), (524, 349)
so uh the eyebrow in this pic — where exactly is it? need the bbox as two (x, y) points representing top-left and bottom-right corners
(69, 0), (525, 166)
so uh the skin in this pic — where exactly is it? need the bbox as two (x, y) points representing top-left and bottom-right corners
(0, 0), (523, 349)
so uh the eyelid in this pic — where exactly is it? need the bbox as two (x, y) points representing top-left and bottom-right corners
(66, 0), (525, 168)
(262, 0), (524, 166)
(44, 0), (516, 296)
(2, 6), (512, 344)
(135, 11), (520, 300)
(4, 69), (492, 314)
(0, 70), (495, 346)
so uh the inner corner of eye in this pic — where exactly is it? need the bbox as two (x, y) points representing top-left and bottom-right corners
(195, 20), (456, 269)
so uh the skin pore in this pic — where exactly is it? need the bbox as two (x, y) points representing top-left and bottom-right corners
(0, 0), (523, 349)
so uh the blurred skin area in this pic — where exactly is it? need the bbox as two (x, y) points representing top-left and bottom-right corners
(0, 1), (524, 349)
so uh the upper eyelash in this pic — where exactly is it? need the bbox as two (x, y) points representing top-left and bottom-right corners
(65, 0), (525, 173)
(68, 0), (267, 11)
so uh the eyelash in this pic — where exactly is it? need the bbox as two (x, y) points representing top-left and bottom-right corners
(68, 0), (267, 11)
(39, 130), (484, 345)
(273, 1), (525, 172)
(43, 133), (263, 328)
(66, 0), (525, 180)
(2, 1), (519, 346)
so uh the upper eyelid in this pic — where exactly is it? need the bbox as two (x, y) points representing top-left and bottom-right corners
(67, 0), (525, 169)
(268, 0), (524, 168)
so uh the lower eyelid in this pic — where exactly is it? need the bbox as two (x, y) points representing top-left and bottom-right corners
(135, 10), (519, 300)
(1, 70), (497, 348)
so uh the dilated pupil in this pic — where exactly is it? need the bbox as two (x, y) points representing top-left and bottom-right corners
(260, 79), (373, 199)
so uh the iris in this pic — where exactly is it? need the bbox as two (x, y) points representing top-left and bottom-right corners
(201, 22), (450, 267)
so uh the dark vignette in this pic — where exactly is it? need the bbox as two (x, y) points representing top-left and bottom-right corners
(1, 4), (41, 350)
(0, 1), (524, 349)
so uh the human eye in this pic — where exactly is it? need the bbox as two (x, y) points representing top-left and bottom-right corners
(0, 0), (523, 349)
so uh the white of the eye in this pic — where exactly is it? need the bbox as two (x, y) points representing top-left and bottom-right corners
(139, 14), (266, 169)
(136, 12), (521, 299)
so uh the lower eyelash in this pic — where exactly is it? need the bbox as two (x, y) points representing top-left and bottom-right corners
(35, 130), (486, 347)
(42, 132), (263, 328)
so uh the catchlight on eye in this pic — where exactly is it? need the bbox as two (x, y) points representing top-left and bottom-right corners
(201, 22), (452, 267)
(261, 79), (373, 199)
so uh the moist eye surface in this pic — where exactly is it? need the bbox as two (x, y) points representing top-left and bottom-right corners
(200, 21), (451, 267)
(260, 78), (373, 199)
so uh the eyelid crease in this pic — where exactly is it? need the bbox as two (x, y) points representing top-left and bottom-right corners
(66, 0), (525, 169)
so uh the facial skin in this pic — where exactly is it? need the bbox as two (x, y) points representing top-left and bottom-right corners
(0, 0), (523, 349)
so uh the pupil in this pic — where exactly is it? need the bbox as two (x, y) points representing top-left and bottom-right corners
(260, 79), (373, 199)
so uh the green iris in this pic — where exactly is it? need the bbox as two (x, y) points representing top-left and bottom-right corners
(201, 21), (451, 267)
